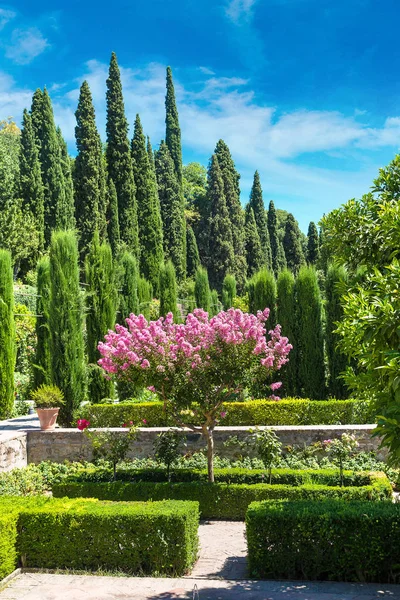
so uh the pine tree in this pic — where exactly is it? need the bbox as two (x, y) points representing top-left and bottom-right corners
(0, 250), (15, 419)
(155, 141), (185, 280)
(49, 231), (86, 425)
(214, 140), (247, 291)
(249, 171), (272, 270)
(131, 115), (164, 293)
(194, 266), (210, 312)
(107, 178), (120, 256)
(159, 261), (178, 320)
(248, 269), (277, 329)
(277, 269), (297, 397)
(165, 66), (182, 185)
(33, 257), (51, 389)
(221, 274), (236, 310)
(137, 277), (153, 320)
(268, 200), (286, 276)
(19, 109), (45, 252)
(106, 52), (138, 255)
(296, 265), (326, 399)
(283, 213), (305, 275)
(244, 204), (263, 278)
(326, 264), (349, 399)
(118, 251), (139, 323)
(56, 127), (76, 231)
(74, 81), (105, 259)
(307, 221), (320, 266)
(186, 225), (200, 278)
(85, 233), (117, 402)
(206, 154), (234, 291)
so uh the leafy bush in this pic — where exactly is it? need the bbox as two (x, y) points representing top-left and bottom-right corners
(31, 384), (64, 408)
(76, 397), (373, 428)
(154, 429), (186, 481)
(0, 513), (18, 579)
(246, 499), (400, 582)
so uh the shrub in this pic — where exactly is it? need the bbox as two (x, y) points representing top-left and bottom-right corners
(154, 429), (186, 481)
(0, 514), (18, 579)
(246, 499), (400, 582)
(254, 428), (282, 483)
(31, 384), (64, 408)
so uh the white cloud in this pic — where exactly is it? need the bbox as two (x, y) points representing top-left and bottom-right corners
(199, 66), (215, 76)
(225, 0), (258, 23)
(0, 70), (32, 123)
(5, 27), (49, 65)
(0, 8), (16, 30)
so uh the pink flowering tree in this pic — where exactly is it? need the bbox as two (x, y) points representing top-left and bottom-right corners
(98, 308), (292, 482)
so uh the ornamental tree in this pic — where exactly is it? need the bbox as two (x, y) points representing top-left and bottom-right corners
(98, 308), (292, 482)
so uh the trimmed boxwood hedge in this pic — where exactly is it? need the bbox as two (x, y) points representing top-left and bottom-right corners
(0, 497), (199, 579)
(53, 471), (391, 520)
(76, 398), (373, 427)
(0, 514), (18, 580)
(246, 499), (400, 582)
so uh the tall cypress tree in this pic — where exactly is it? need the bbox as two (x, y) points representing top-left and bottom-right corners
(106, 52), (138, 255)
(209, 289), (222, 317)
(283, 213), (305, 275)
(244, 204), (263, 278)
(296, 265), (326, 399)
(165, 66), (182, 185)
(19, 109), (45, 252)
(214, 140), (247, 291)
(147, 136), (155, 168)
(155, 141), (185, 281)
(159, 261), (178, 320)
(56, 127), (76, 231)
(268, 200), (286, 276)
(194, 266), (210, 312)
(248, 268), (277, 329)
(221, 274), (236, 310)
(307, 221), (320, 266)
(118, 251), (139, 323)
(85, 233), (117, 402)
(131, 114), (164, 293)
(49, 231), (86, 425)
(74, 81), (105, 259)
(107, 178), (120, 257)
(33, 257), (51, 389)
(249, 171), (272, 270)
(0, 250), (15, 419)
(137, 277), (152, 320)
(326, 264), (349, 399)
(30, 88), (43, 152)
(186, 225), (200, 278)
(206, 154), (234, 291)
(277, 269), (297, 397)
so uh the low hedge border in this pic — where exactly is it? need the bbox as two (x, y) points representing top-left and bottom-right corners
(0, 498), (199, 579)
(53, 472), (392, 520)
(76, 398), (373, 427)
(246, 499), (400, 582)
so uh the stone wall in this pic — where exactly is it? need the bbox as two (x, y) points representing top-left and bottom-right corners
(26, 424), (385, 464)
(0, 432), (27, 472)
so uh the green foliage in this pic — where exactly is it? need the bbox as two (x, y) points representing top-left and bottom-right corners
(106, 52), (138, 255)
(277, 270), (297, 396)
(165, 66), (183, 185)
(131, 115), (164, 293)
(86, 425), (137, 480)
(307, 221), (319, 265)
(246, 499), (400, 581)
(194, 266), (211, 312)
(56, 127), (76, 232)
(221, 274), (236, 310)
(248, 269), (277, 329)
(137, 277), (153, 320)
(296, 266), (325, 399)
(209, 289), (222, 317)
(0, 514), (18, 580)
(0, 250), (16, 419)
(33, 257), (51, 388)
(325, 264), (349, 398)
(31, 384), (64, 408)
(323, 433), (359, 486)
(154, 429), (186, 481)
(249, 171), (272, 270)
(244, 204), (264, 278)
(106, 178), (120, 256)
(159, 261), (178, 319)
(186, 225), (200, 278)
(282, 213), (305, 274)
(49, 231), (86, 425)
(85, 234), (117, 402)
(0, 118), (20, 208)
(254, 428), (282, 483)
(267, 200), (286, 276)
(118, 251), (139, 323)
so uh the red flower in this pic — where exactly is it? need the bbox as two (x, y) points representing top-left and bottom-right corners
(142, 419), (147, 424)
(77, 419), (90, 431)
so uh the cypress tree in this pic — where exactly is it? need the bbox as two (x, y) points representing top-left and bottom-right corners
(147, 136), (155, 169)
(186, 225), (200, 278)
(283, 213), (305, 275)
(33, 257), (51, 389)
(85, 233), (117, 402)
(296, 265), (326, 399)
(0, 250), (16, 419)
(221, 274), (236, 310)
(30, 88), (43, 152)
(159, 261), (178, 320)
(137, 277), (152, 320)
(307, 221), (320, 266)
(326, 264), (349, 398)
(209, 289), (222, 317)
(106, 52), (138, 255)
(118, 251), (139, 323)
(277, 269), (297, 397)
(49, 231), (86, 425)
(214, 140), (247, 291)
(56, 127), (76, 231)
(268, 200), (286, 276)
(74, 81), (106, 259)
(19, 109), (45, 252)
(194, 266), (210, 312)
(165, 66), (182, 185)
(107, 178), (120, 257)
(248, 268), (277, 329)
(206, 154), (234, 291)
(131, 115), (164, 293)
(155, 141), (185, 281)
(244, 204), (263, 278)
(249, 171), (272, 270)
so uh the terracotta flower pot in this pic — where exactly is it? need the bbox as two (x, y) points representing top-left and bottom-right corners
(36, 407), (60, 431)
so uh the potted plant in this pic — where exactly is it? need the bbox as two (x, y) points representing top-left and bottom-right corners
(31, 385), (65, 431)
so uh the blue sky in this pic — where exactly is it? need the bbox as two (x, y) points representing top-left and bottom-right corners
(1, 0), (400, 231)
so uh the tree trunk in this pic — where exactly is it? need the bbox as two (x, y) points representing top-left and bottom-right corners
(204, 425), (215, 483)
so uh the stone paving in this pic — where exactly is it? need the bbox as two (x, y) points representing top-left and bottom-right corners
(0, 414), (39, 431)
